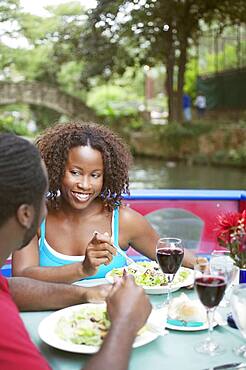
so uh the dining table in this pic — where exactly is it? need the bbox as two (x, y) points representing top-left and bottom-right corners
(21, 281), (245, 370)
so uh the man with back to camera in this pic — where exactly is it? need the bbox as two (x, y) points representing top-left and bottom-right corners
(194, 91), (207, 118)
(0, 133), (151, 370)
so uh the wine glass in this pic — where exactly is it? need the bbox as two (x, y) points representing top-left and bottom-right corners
(210, 249), (238, 307)
(231, 284), (246, 357)
(156, 237), (184, 305)
(194, 260), (227, 355)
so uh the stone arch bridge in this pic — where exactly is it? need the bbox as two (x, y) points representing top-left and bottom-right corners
(0, 81), (97, 121)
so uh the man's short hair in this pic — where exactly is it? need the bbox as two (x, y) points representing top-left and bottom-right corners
(0, 133), (47, 226)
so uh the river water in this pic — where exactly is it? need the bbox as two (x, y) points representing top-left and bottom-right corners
(129, 157), (245, 190)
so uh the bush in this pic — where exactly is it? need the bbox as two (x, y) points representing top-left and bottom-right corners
(87, 85), (140, 118)
(143, 121), (213, 150)
(0, 115), (30, 136)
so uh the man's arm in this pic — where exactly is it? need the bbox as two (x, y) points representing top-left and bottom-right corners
(9, 276), (151, 370)
(8, 277), (112, 311)
(84, 276), (152, 370)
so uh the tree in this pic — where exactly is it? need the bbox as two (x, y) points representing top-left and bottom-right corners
(0, 2), (90, 127)
(0, 0), (20, 23)
(0, 0), (21, 71)
(1, 0), (245, 125)
(17, 2), (87, 89)
(82, 0), (246, 123)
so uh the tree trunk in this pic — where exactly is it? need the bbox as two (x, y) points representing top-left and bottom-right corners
(164, 26), (175, 123)
(166, 56), (174, 122)
(177, 38), (188, 123)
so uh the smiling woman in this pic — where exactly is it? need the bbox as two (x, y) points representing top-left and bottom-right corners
(12, 121), (196, 284)
(62, 146), (104, 210)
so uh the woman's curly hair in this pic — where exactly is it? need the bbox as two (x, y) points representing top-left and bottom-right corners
(35, 122), (132, 210)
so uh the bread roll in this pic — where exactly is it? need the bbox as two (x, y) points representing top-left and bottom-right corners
(168, 293), (207, 322)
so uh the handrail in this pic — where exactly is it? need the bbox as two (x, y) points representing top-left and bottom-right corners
(124, 189), (245, 201)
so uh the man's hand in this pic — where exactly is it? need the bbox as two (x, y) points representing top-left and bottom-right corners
(106, 275), (152, 336)
(82, 232), (117, 276)
(83, 276), (151, 370)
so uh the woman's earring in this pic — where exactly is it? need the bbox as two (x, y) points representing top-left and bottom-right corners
(100, 189), (110, 200)
(46, 189), (61, 200)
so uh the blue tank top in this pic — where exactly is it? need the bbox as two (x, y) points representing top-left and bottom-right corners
(39, 207), (126, 279)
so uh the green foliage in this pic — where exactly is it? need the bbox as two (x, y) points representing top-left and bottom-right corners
(12, 2), (88, 87)
(152, 121), (213, 140)
(30, 105), (61, 131)
(45, 1), (84, 17)
(185, 37), (246, 98)
(0, 2), (93, 128)
(202, 42), (246, 74)
(0, 0), (245, 129)
(19, 13), (59, 42)
(0, 0), (20, 23)
(57, 61), (85, 98)
(228, 145), (246, 163)
(87, 84), (140, 117)
(83, 0), (246, 121)
(0, 115), (29, 135)
(212, 145), (246, 166)
(113, 67), (145, 98)
(11, 45), (54, 81)
(184, 58), (198, 99)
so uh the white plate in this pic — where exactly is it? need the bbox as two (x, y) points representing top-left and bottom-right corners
(105, 263), (194, 295)
(73, 278), (109, 287)
(38, 303), (160, 354)
(165, 312), (220, 332)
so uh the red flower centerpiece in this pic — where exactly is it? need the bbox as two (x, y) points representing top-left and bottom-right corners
(216, 210), (246, 269)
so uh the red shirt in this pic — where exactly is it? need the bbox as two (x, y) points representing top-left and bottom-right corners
(0, 273), (51, 370)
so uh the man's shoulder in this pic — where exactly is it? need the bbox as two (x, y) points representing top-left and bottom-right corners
(0, 286), (51, 370)
(0, 278), (25, 325)
(0, 273), (9, 288)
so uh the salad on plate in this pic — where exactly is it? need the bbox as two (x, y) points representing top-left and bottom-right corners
(38, 303), (160, 353)
(106, 261), (193, 294)
(56, 305), (110, 346)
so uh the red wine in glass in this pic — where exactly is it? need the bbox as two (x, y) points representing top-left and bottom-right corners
(194, 261), (227, 355)
(195, 276), (226, 308)
(156, 247), (184, 277)
(156, 238), (184, 306)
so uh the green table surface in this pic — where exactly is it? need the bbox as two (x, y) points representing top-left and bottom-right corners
(21, 286), (245, 370)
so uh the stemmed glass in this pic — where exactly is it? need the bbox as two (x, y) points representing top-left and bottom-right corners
(194, 261), (227, 355)
(231, 284), (246, 357)
(210, 250), (238, 307)
(156, 237), (184, 305)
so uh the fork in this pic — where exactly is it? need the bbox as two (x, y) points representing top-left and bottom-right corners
(93, 230), (146, 273)
(112, 244), (146, 273)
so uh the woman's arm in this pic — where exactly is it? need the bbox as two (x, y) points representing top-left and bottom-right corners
(119, 206), (196, 268)
(12, 237), (87, 283)
(12, 233), (117, 283)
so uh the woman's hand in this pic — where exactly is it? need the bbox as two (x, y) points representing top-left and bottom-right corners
(82, 232), (117, 277)
(85, 284), (113, 303)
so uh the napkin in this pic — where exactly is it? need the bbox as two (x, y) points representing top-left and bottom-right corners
(167, 318), (204, 327)
(147, 306), (169, 335)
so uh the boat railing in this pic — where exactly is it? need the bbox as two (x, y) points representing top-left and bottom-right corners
(123, 189), (246, 256)
(1, 189), (245, 276)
